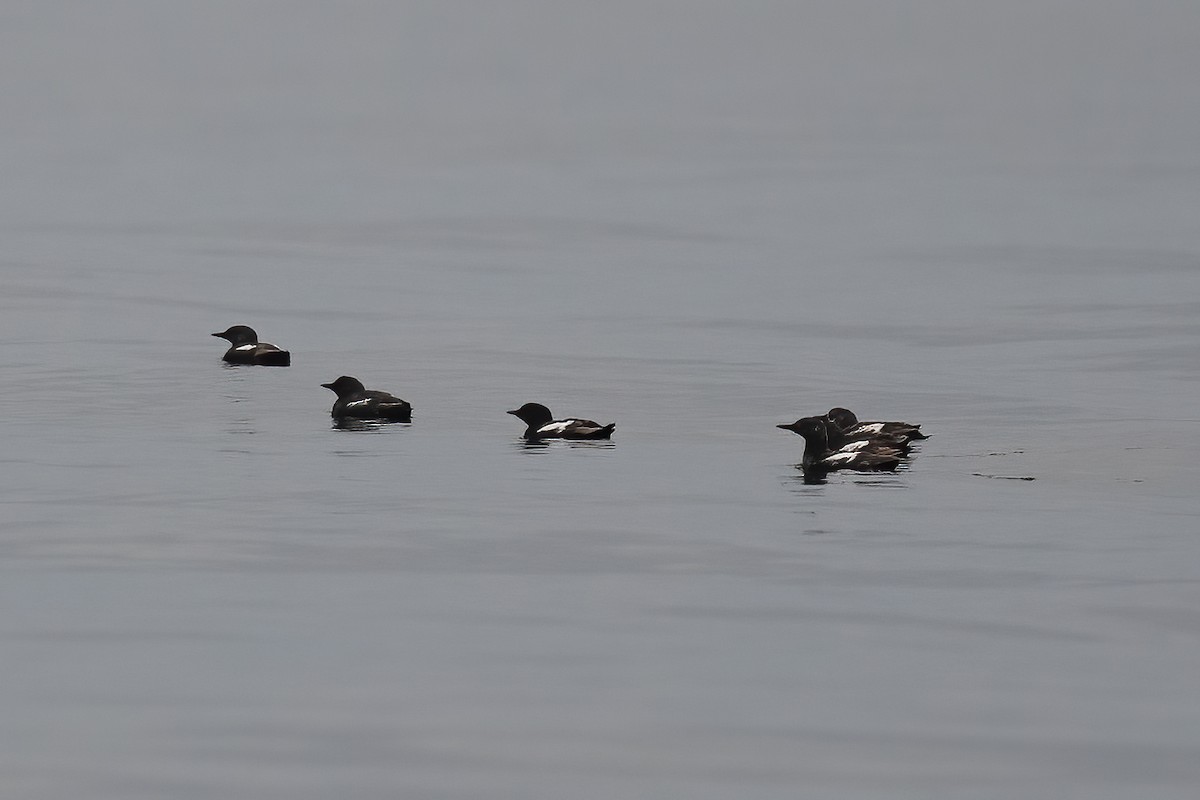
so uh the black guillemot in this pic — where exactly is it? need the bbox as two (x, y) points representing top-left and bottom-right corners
(212, 325), (290, 367)
(321, 376), (412, 422)
(507, 403), (615, 440)
(825, 407), (927, 442)
(777, 416), (903, 475)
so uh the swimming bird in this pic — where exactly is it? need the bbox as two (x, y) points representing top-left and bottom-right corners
(825, 407), (927, 442)
(507, 402), (615, 440)
(212, 325), (291, 366)
(777, 416), (902, 473)
(820, 416), (912, 454)
(321, 376), (412, 422)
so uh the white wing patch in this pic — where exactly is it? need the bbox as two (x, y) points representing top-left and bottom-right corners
(838, 440), (871, 452)
(234, 344), (258, 351)
(345, 399), (373, 408)
(537, 420), (575, 435)
(823, 452), (858, 466)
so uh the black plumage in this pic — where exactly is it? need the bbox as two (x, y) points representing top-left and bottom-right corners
(321, 376), (412, 422)
(507, 402), (615, 440)
(212, 325), (290, 367)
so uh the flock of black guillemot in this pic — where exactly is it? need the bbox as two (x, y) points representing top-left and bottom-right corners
(213, 325), (927, 479)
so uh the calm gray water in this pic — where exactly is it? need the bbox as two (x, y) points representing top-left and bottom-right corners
(3, 2), (1200, 797)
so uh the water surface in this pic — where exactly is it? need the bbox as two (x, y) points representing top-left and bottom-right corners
(2, 3), (1199, 798)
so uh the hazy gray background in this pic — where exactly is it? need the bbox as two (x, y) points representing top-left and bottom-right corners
(2, 2), (1199, 798)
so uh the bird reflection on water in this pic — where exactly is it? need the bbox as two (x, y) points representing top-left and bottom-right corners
(512, 438), (617, 453)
